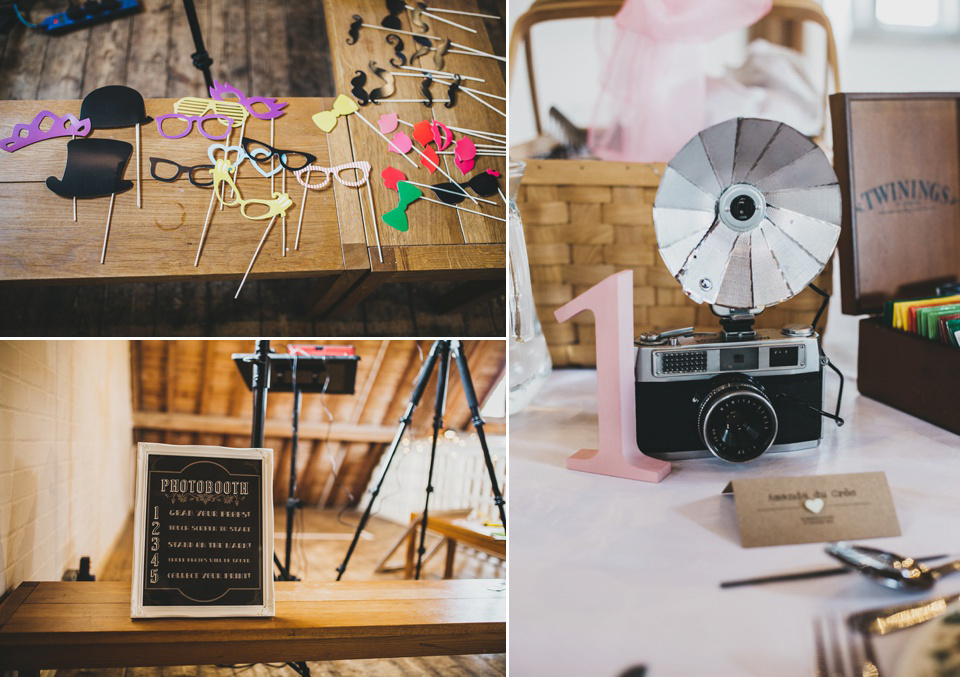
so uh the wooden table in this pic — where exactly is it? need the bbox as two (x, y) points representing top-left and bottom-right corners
(0, 97), (366, 315)
(322, 0), (506, 312)
(405, 515), (506, 579)
(0, 579), (505, 671)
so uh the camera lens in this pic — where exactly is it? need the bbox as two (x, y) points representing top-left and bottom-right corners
(730, 195), (757, 222)
(697, 380), (778, 462)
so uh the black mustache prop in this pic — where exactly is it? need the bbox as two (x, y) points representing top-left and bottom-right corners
(368, 61), (396, 104)
(432, 37), (451, 72)
(351, 70), (370, 106)
(446, 75), (462, 109)
(347, 15), (362, 44)
(386, 34), (407, 67)
(412, 35), (431, 64)
(430, 172), (500, 205)
(410, 2), (429, 32)
(421, 76), (434, 108)
(381, 0), (405, 30)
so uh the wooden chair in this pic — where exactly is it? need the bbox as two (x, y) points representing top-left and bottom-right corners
(509, 0), (841, 143)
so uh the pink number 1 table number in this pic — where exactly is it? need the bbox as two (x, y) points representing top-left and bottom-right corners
(554, 270), (671, 483)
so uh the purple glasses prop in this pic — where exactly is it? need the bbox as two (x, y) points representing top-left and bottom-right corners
(156, 113), (235, 140)
(209, 80), (288, 120)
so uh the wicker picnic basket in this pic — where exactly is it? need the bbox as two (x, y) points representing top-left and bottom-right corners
(516, 160), (833, 368)
(511, 0), (840, 367)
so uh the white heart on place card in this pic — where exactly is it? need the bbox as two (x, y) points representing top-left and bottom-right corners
(804, 498), (824, 514)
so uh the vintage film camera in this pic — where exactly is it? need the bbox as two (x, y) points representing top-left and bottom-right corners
(637, 118), (843, 463)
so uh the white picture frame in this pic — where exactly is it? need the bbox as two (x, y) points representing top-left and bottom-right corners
(131, 442), (275, 618)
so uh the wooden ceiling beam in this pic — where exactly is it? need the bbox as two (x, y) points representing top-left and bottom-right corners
(133, 411), (398, 443)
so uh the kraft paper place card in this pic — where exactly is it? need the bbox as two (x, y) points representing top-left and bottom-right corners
(722, 472), (900, 548)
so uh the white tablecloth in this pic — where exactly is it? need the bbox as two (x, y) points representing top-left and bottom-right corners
(509, 296), (960, 676)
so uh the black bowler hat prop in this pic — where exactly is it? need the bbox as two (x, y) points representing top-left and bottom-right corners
(80, 85), (152, 209)
(79, 85), (153, 127)
(47, 137), (133, 265)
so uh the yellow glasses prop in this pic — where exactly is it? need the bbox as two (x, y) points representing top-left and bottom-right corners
(211, 159), (292, 221)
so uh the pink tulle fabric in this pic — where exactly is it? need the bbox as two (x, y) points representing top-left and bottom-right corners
(588, 0), (772, 162)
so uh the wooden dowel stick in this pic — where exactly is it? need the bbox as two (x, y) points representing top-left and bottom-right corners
(359, 22), (503, 59)
(236, 214), (277, 299)
(418, 9), (476, 33)
(418, 194), (505, 221)
(404, 181), (497, 204)
(270, 118), (275, 195)
(227, 118), (245, 206)
(135, 123), (141, 208)
(462, 86), (506, 102)
(367, 181), (383, 263)
(72, 134), (76, 221)
(295, 170), (310, 250)
(461, 87), (505, 117)
(417, 6), (499, 19)
(400, 65), (485, 83)
(195, 188), (218, 266)
(406, 142), (480, 205)
(354, 113), (418, 168)
(438, 151), (506, 156)
(281, 168), (287, 256)
(100, 193), (115, 264)
(398, 119), (504, 144)
(448, 48), (505, 62)
(220, 124), (233, 211)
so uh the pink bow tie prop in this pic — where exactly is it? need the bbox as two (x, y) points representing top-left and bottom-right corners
(588, 0), (771, 162)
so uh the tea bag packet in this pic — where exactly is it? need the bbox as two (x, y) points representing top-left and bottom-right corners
(884, 293), (960, 346)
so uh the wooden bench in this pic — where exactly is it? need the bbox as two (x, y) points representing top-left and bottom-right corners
(403, 515), (506, 579)
(0, 579), (505, 671)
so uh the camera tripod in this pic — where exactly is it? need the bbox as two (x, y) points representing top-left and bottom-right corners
(336, 340), (506, 581)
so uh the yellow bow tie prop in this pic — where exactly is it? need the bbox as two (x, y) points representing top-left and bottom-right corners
(312, 94), (359, 133)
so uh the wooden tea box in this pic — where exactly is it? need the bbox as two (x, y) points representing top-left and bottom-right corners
(831, 93), (960, 436)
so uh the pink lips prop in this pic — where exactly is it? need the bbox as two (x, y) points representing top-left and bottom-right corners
(453, 138), (476, 174)
(378, 112), (400, 134)
(381, 166), (407, 190)
(388, 131), (413, 155)
(431, 121), (453, 150)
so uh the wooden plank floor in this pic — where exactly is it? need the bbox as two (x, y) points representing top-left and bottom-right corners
(0, 0), (505, 337)
(76, 508), (506, 676)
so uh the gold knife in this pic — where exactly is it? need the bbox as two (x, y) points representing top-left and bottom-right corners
(848, 593), (960, 636)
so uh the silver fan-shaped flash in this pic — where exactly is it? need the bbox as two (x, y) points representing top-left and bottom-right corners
(652, 118), (841, 311)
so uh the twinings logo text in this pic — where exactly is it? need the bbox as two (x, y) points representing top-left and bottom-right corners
(857, 178), (958, 214)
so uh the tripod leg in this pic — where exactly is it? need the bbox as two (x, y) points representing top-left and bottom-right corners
(415, 342), (451, 579)
(281, 387), (302, 581)
(336, 341), (444, 581)
(335, 415), (409, 581)
(451, 341), (506, 530)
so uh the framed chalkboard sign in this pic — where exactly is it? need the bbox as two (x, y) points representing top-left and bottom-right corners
(131, 443), (275, 618)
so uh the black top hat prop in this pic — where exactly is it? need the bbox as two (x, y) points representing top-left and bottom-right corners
(80, 85), (152, 209)
(47, 137), (133, 265)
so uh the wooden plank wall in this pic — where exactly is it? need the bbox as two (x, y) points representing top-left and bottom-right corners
(131, 339), (507, 508)
(0, 0), (505, 336)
